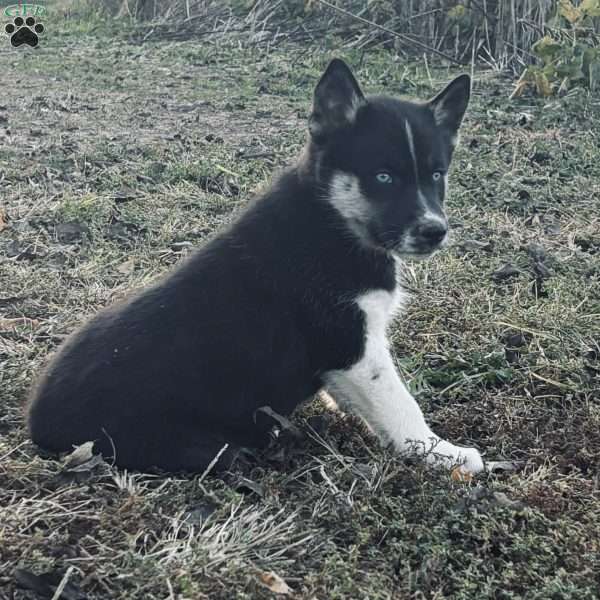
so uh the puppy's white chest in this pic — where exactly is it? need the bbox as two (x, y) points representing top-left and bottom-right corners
(356, 285), (405, 337)
(356, 261), (406, 336)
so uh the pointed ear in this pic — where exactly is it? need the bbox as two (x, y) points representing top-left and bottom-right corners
(309, 58), (365, 141)
(428, 74), (471, 140)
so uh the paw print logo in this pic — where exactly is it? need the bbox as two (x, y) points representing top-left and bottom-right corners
(5, 16), (45, 48)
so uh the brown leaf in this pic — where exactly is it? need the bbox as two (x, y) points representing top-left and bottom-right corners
(0, 208), (7, 232)
(258, 571), (293, 595)
(451, 467), (474, 483)
(55, 442), (106, 485)
(582, 0), (600, 17)
(509, 79), (528, 99)
(0, 317), (40, 331)
(63, 441), (105, 472)
(534, 72), (552, 97)
(116, 258), (136, 275)
(559, 0), (581, 23)
(63, 441), (95, 467)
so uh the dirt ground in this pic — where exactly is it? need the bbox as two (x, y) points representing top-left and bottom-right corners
(1, 10), (600, 600)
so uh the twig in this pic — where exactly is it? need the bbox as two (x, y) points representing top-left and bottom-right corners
(530, 371), (572, 391)
(198, 443), (229, 484)
(51, 567), (74, 600)
(238, 150), (276, 160)
(0, 440), (28, 462)
(312, 0), (465, 65)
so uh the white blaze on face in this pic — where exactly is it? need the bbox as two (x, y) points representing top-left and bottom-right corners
(418, 189), (447, 222)
(404, 120), (418, 181)
(419, 188), (449, 246)
(394, 188), (447, 257)
(406, 118), (445, 215)
(405, 119), (448, 250)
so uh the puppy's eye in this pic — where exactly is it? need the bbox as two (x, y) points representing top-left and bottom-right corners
(432, 171), (444, 181)
(376, 172), (393, 184)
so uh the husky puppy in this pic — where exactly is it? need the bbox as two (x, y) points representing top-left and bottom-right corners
(28, 59), (484, 474)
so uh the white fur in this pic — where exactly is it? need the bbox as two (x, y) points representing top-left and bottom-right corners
(431, 106), (461, 149)
(312, 94), (362, 136)
(420, 206), (448, 243)
(404, 120), (418, 180)
(418, 190), (448, 230)
(417, 189), (446, 221)
(327, 172), (371, 241)
(345, 93), (363, 123)
(393, 190), (448, 255)
(324, 272), (484, 473)
(431, 102), (451, 128)
(422, 212), (448, 228)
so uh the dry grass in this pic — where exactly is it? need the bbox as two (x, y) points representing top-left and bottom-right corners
(87, 0), (560, 67)
(1, 10), (600, 600)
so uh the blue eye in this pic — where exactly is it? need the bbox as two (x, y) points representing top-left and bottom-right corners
(432, 171), (443, 181)
(376, 172), (393, 184)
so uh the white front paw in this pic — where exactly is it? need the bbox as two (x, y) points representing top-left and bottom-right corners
(455, 446), (485, 474)
(423, 441), (484, 474)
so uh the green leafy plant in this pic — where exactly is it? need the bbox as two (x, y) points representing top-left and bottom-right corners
(513, 0), (600, 97)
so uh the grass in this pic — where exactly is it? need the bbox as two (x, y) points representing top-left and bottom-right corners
(1, 10), (600, 600)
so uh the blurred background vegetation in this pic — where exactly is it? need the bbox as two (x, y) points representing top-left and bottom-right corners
(56, 0), (600, 96)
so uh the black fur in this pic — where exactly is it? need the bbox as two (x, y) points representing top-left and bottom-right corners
(27, 59), (469, 472)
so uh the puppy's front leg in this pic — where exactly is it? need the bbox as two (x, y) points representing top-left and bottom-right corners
(324, 346), (484, 473)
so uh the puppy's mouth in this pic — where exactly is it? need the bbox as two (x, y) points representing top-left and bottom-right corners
(392, 235), (449, 260)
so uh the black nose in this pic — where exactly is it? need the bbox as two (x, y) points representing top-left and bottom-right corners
(417, 221), (447, 245)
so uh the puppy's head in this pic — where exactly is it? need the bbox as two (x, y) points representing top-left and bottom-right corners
(308, 58), (470, 258)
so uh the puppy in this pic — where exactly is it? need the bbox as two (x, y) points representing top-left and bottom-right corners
(28, 59), (483, 474)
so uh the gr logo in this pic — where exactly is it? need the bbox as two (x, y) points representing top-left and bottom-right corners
(4, 4), (46, 18)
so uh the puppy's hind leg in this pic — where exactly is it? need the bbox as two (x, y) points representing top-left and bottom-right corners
(95, 424), (239, 474)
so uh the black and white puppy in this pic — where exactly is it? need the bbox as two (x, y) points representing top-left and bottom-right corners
(28, 59), (484, 474)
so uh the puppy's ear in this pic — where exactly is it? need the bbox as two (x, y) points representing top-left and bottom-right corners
(428, 74), (470, 142)
(309, 59), (365, 141)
